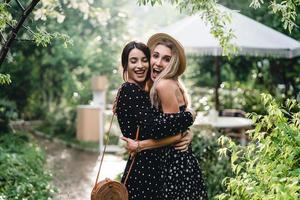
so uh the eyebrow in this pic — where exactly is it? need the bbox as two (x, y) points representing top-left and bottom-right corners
(153, 51), (171, 58)
(129, 56), (147, 60)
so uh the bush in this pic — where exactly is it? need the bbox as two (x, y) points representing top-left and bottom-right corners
(216, 94), (300, 200)
(0, 99), (18, 132)
(189, 82), (269, 115)
(39, 104), (76, 138)
(219, 82), (268, 115)
(0, 132), (55, 199)
(191, 129), (233, 199)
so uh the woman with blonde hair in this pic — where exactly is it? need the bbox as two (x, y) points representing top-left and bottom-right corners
(124, 33), (208, 199)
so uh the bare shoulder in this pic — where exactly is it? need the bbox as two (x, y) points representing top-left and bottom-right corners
(155, 79), (180, 113)
(156, 79), (177, 92)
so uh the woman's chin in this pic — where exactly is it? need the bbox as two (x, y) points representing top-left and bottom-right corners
(137, 77), (147, 84)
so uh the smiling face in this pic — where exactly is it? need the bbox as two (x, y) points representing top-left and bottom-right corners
(150, 44), (172, 81)
(126, 48), (149, 85)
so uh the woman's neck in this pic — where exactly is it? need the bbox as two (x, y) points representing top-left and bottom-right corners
(145, 80), (153, 92)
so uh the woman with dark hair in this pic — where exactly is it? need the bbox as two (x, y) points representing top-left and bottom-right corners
(115, 41), (196, 200)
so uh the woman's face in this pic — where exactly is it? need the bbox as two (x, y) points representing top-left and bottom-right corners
(127, 48), (149, 85)
(150, 44), (172, 81)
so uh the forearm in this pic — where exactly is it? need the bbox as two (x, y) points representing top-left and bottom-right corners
(139, 134), (182, 151)
(142, 110), (193, 140)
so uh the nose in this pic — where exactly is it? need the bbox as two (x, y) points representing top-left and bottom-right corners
(155, 58), (163, 67)
(136, 60), (145, 69)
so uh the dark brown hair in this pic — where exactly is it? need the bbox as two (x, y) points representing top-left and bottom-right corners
(121, 41), (150, 81)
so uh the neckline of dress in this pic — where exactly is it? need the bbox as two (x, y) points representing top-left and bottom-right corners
(125, 81), (145, 90)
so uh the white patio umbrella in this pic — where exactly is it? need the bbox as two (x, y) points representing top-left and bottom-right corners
(155, 5), (300, 110)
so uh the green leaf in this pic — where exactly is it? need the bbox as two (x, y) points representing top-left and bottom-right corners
(0, 74), (11, 85)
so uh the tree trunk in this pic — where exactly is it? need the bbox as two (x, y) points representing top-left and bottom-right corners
(214, 57), (220, 110)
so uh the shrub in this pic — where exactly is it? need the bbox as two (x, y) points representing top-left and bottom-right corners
(219, 82), (268, 115)
(216, 94), (300, 200)
(39, 104), (76, 138)
(192, 129), (233, 199)
(190, 82), (269, 115)
(0, 99), (18, 132)
(0, 132), (55, 199)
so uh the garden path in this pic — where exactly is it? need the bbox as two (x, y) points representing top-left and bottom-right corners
(34, 136), (126, 200)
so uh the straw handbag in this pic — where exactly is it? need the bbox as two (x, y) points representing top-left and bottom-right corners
(91, 111), (140, 200)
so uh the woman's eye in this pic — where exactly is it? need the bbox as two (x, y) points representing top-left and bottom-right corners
(165, 58), (171, 62)
(129, 58), (137, 63)
(142, 58), (148, 62)
(152, 54), (159, 58)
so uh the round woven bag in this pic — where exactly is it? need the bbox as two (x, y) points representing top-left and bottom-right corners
(91, 178), (128, 200)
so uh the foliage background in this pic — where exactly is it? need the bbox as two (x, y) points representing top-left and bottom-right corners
(216, 95), (300, 200)
(0, 0), (300, 199)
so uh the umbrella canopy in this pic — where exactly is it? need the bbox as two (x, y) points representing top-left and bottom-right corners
(155, 5), (300, 110)
(159, 6), (300, 58)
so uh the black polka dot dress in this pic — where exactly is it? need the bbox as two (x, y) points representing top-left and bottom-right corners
(116, 82), (194, 200)
(159, 105), (208, 200)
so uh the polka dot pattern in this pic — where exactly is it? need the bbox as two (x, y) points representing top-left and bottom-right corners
(159, 106), (208, 200)
(116, 82), (207, 199)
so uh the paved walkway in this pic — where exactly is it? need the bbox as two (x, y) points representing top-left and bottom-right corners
(34, 136), (126, 200)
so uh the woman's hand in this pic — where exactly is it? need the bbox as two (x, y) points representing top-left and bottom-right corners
(121, 136), (139, 157)
(173, 129), (194, 152)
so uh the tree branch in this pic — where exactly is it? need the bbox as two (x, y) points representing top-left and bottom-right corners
(22, 25), (35, 35)
(6, 23), (13, 29)
(15, 0), (25, 11)
(0, 0), (40, 66)
(6, 23), (35, 35)
(0, 32), (7, 44)
(16, 38), (35, 42)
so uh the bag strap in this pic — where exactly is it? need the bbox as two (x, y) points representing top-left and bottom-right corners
(94, 114), (115, 186)
(94, 85), (140, 187)
(123, 126), (140, 185)
(93, 115), (140, 186)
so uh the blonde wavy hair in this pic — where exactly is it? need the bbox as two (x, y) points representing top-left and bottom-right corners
(149, 39), (189, 109)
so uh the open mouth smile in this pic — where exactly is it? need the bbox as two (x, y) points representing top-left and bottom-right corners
(134, 69), (147, 77)
(152, 67), (162, 75)
(151, 67), (163, 80)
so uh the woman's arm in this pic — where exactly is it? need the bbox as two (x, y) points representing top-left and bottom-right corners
(121, 129), (193, 153)
(122, 134), (181, 151)
(155, 79), (193, 149)
(138, 78), (196, 150)
(119, 81), (194, 152)
(141, 80), (195, 140)
(116, 83), (194, 140)
(139, 136), (180, 150)
(123, 80), (193, 152)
